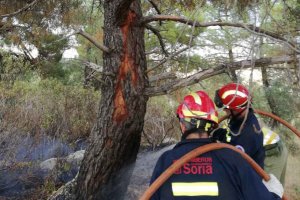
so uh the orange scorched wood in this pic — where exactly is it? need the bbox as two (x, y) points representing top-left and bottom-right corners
(113, 11), (139, 122)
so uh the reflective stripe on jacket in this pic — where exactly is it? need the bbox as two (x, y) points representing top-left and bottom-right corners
(262, 127), (280, 146)
(150, 139), (281, 200)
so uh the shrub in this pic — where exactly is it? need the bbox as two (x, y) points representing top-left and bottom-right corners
(0, 79), (100, 143)
(141, 95), (180, 150)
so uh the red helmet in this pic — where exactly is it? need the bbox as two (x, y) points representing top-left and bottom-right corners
(176, 91), (218, 124)
(215, 83), (250, 112)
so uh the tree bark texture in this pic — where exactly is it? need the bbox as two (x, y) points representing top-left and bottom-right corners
(228, 48), (238, 82)
(261, 67), (278, 127)
(75, 1), (148, 199)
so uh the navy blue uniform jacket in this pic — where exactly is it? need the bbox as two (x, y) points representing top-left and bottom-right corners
(228, 109), (265, 168)
(150, 139), (280, 200)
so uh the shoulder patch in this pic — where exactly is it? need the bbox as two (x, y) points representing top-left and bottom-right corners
(235, 145), (245, 152)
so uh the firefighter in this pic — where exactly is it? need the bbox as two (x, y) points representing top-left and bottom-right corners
(214, 83), (265, 168)
(150, 90), (283, 200)
(214, 82), (288, 184)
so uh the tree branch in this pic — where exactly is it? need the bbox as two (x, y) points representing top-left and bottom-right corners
(145, 24), (168, 56)
(148, 0), (161, 15)
(0, 23), (14, 32)
(146, 46), (190, 73)
(149, 71), (177, 83)
(82, 61), (115, 76)
(145, 55), (296, 97)
(0, 0), (39, 18)
(77, 30), (111, 53)
(139, 15), (297, 50)
(148, 57), (298, 84)
(147, 0), (162, 26)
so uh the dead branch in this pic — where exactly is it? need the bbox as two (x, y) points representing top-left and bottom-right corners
(147, 0), (162, 26)
(77, 30), (111, 53)
(0, 0), (39, 18)
(146, 47), (190, 73)
(148, 0), (161, 15)
(139, 15), (297, 50)
(82, 61), (115, 76)
(0, 23), (20, 33)
(149, 71), (177, 83)
(146, 24), (169, 56)
(145, 55), (296, 97)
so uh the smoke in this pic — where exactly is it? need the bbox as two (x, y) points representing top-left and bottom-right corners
(0, 128), (175, 199)
(125, 144), (175, 199)
(0, 131), (75, 198)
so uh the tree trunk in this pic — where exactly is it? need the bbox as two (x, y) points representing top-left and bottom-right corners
(0, 52), (3, 81)
(293, 48), (300, 86)
(261, 67), (278, 127)
(259, 38), (278, 127)
(228, 48), (238, 82)
(75, 1), (148, 199)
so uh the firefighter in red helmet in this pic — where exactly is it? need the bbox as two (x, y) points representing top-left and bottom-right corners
(214, 83), (288, 185)
(214, 83), (250, 113)
(214, 83), (265, 167)
(150, 90), (283, 200)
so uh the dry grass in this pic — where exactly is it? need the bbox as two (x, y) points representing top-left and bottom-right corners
(285, 137), (300, 200)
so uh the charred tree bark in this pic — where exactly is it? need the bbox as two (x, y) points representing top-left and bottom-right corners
(75, 1), (148, 199)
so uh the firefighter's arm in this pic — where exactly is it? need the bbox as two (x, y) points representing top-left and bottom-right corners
(262, 174), (284, 198)
(237, 155), (282, 200)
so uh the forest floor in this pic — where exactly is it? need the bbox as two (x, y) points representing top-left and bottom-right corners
(285, 137), (300, 200)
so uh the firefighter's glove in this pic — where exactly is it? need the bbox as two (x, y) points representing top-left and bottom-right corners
(262, 174), (284, 198)
(211, 128), (228, 143)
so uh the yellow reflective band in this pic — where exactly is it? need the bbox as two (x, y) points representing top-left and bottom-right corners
(172, 182), (219, 196)
(190, 92), (202, 105)
(182, 106), (207, 118)
(221, 90), (247, 99)
(204, 123), (211, 131)
(226, 132), (231, 142)
(262, 127), (280, 146)
(211, 114), (218, 123)
(196, 120), (200, 128)
(266, 132), (277, 145)
(181, 104), (218, 123)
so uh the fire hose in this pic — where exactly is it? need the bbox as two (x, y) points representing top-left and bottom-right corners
(139, 142), (287, 200)
(140, 109), (299, 200)
(254, 109), (300, 138)
(218, 109), (300, 138)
